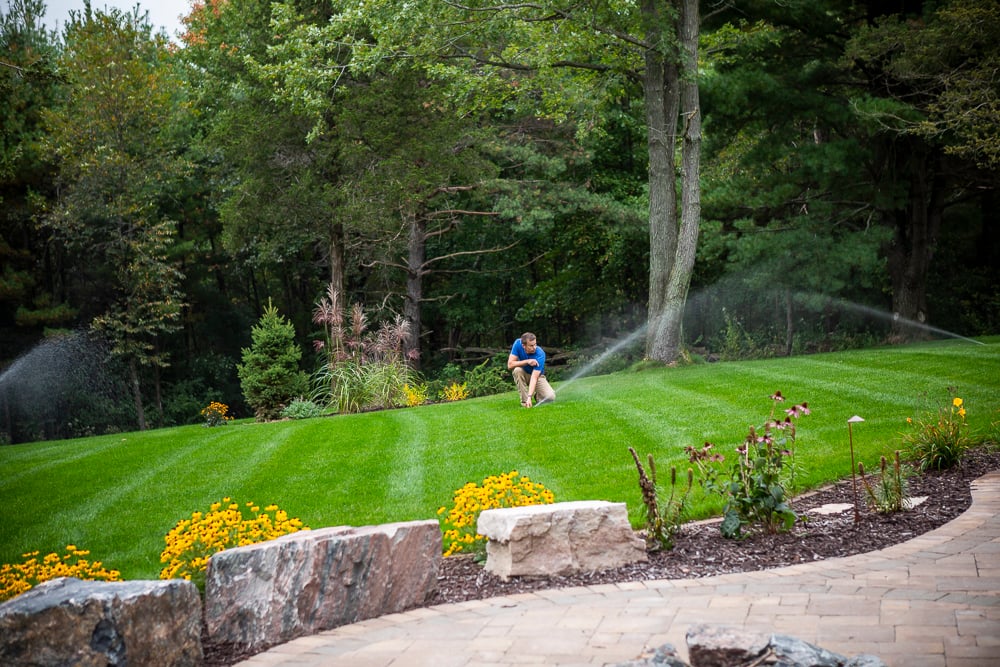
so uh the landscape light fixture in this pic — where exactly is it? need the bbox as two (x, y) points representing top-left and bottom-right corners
(848, 415), (865, 524)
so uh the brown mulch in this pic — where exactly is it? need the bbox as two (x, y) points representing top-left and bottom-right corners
(205, 446), (1000, 666)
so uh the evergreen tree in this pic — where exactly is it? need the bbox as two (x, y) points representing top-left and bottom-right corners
(237, 301), (309, 421)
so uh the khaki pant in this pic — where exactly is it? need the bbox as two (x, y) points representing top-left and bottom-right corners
(512, 367), (556, 406)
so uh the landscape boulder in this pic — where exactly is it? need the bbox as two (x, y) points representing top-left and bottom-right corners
(477, 500), (646, 580)
(0, 577), (202, 667)
(611, 624), (887, 667)
(203, 519), (441, 650)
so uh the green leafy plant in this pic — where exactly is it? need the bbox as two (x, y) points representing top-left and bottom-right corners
(200, 401), (233, 427)
(159, 498), (308, 592)
(237, 300), (310, 421)
(859, 451), (909, 513)
(688, 391), (809, 539)
(280, 398), (325, 420)
(902, 392), (972, 471)
(629, 447), (693, 551)
(434, 356), (510, 398)
(437, 471), (555, 559)
(715, 308), (763, 361)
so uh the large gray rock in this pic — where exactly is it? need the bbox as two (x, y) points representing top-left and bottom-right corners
(685, 624), (770, 667)
(0, 577), (202, 667)
(684, 625), (888, 667)
(477, 500), (647, 580)
(203, 519), (441, 650)
(613, 643), (689, 666)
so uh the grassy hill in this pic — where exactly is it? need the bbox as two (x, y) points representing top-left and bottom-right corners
(2, 338), (998, 581)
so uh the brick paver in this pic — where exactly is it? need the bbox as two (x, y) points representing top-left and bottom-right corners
(236, 472), (1000, 667)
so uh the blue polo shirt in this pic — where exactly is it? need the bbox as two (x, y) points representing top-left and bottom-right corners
(510, 339), (546, 374)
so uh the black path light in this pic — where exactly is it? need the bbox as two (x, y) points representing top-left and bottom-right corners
(848, 415), (865, 524)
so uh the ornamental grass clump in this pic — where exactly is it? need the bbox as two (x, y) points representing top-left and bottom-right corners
(860, 451), (909, 513)
(311, 283), (417, 413)
(159, 498), (308, 591)
(902, 392), (972, 471)
(1, 545), (121, 602)
(437, 471), (555, 558)
(687, 391), (809, 539)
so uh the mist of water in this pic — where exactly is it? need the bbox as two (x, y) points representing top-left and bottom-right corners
(0, 331), (133, 444)
(555, 323), (649, 396)
(683, 274), (986, 350)
(806, 294), (986, 346)
(549, 284), (985, 399)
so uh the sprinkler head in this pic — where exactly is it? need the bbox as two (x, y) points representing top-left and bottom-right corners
(535, 396), (554, 407)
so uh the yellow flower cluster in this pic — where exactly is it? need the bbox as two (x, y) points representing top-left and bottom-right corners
(1, 545), (121, 602)
(159, 498), (307, 589)
(200, 401), (233, 426)
(436, 471), (555, 558)
(441, 382), (469, 402)
(953, 396), (967, 418)
(403, 383), (428, 407)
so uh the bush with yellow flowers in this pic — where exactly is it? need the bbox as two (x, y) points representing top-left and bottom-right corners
(403, 383), (429, 407)
(1, 545), (121, 602)
(441, 382), (469, 402)
(436, 471), (555, 558)
(159, 498), (308, 590)
(200, 401), (233, 427)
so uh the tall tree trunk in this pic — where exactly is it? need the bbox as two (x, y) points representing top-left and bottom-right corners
(128, 357), (147, 431)
(404, 212), (424, 369)
(886, 143), (942, 340)
(153, 362), (163, 427)
(784, 289), (794, 356)
(645, 0), (701, 363)
(644, 0), (679, 359)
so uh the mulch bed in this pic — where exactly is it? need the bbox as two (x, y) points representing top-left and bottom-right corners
(205, 446), (1000, 666)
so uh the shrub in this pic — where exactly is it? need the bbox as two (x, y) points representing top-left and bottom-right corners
(902, 392), (972, 471)
(1, 545), (121, 602)
(441, 382), (469, 402)
(437, 471), (555, 558)
(629, 447), (693, 551)
(159, 498), (308, 591)
(280, 398), (325, 420)
(403, 383), (429, 407)
(200, 401), (233, 427)
(237, 301), (310, 421)
(462, 356), (514, 397)
(687, 391), (809, 539)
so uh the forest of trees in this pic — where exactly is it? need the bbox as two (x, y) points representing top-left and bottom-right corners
(1, 0), (998, 442)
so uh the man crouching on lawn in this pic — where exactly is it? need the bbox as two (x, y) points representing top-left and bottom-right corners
(508, 332), (556, 408)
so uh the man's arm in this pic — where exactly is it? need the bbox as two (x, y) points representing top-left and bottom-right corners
(507, 354), (538, 370)
(527, 369), (541, 399)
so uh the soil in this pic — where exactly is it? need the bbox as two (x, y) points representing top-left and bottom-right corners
(204, 446), (1000, 666)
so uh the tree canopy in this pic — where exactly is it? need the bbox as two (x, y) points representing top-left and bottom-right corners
(0, 0), (997, 442)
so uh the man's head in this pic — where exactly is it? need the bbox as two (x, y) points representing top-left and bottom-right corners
(520, 332), (537, 353)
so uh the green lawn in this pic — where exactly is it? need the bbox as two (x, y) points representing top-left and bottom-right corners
(2, 338), (998, 581)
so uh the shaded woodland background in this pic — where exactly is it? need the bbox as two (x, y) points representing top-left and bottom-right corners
(2, 0), (998, 442)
